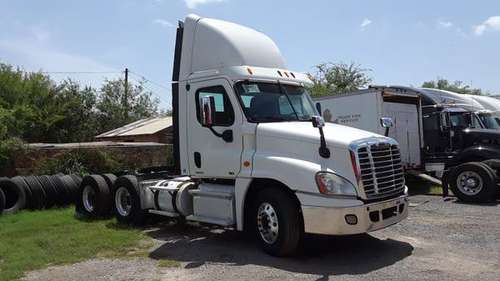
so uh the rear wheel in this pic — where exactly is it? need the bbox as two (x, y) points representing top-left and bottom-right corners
(113, 175), (145, 225)
(251, 188), (302, 256)
(76, 175), (112, 217)
(449, 162), (497, 203)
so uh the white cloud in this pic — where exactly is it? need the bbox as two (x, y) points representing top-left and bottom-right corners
(184, 0), (226, 9)
(153, 19), (174, 28)
(437, 20), (453, 29)
(474, 16), (500, 36)
(360, 18), (372, 30)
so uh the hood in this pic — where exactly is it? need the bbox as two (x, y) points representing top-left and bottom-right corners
(462, 128), (500, 140)
(257, 121), (389, 148)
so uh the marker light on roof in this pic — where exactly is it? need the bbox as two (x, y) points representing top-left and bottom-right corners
(277, 70), (283, 77)
(247, 67), (253, 75)
(284, 72), (289, 78)
(290, 72), (296, 78)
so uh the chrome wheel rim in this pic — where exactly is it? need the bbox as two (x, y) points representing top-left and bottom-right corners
(115, 187), (132, 217)
(457, 171), (483, 196)
(257, 202), (279, 244)
(82, 185), (95, 212)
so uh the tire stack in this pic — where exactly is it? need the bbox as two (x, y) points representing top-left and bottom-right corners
(0, 174), (82, 215)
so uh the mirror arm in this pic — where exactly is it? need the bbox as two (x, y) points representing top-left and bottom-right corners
(207, 126), (233, 143)
(318, 127), (331, 158)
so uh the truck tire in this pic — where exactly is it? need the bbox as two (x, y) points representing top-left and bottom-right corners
(24, 176), (46, 210)
(449, 162), (497, 203)
(101, 174), (118, 193)
(49, 175), (70, 206)
(112, 175), (145, 225)
(37, 176), (57, 208)
(0, 187), (5, 215)
(251, 188), (302, 256)
(75, 175), (112, 217)
(0, 178), (27, 214)
(482, 159), (500, 178)
(11, 177), (33, 210)
(60, 175), (79, 204)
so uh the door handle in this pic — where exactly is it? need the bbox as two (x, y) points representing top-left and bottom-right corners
(194, 152), (201, 168)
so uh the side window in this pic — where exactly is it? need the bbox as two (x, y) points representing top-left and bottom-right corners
(195, 86), (234, 126)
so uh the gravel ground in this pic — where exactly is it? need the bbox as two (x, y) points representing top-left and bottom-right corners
(24, 195), (500, 281)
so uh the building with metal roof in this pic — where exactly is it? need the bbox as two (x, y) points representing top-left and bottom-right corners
(95, 117), (173, 143)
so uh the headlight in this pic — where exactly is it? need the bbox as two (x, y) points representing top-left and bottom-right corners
(315, 172), (357, 196)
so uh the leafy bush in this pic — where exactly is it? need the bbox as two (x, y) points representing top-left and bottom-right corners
(33, 149), (131, 175)
(0, 137), (25, 174)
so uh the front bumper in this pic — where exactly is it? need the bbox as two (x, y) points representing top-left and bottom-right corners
(302, 194), (408, 235)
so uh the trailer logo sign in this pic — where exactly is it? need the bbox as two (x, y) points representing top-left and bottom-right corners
(335, 114), (361, 124)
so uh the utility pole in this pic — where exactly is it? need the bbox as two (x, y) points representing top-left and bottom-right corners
(124, 68), (129, 120)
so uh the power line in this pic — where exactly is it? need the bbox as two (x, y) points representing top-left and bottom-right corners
(41, 71), (121, 74)
(128, 70), (172, 91)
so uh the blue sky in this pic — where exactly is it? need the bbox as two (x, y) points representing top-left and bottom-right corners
(1, 0), (499, 110)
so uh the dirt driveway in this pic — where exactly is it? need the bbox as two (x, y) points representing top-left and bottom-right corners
(24, 195), (500, 281)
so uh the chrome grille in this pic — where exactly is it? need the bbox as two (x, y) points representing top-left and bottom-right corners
(357, 142), (405, 199)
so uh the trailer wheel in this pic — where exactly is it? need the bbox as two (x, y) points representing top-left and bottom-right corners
(449, 162), (497, 203)
(251, 188), (302, 256)
(0, 178), (27, 214)
(0, 187), (5, 215)
(76, 175), (112, 217)
(112, 175), (145, 225)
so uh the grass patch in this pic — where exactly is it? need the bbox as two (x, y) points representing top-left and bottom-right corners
(157, 259), (181, 268)
(0, 208), (149, 281)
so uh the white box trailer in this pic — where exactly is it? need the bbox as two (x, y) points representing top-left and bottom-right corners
(314, 89), (423, 169)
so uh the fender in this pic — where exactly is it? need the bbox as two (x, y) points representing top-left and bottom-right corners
(456, 144), (500, 163)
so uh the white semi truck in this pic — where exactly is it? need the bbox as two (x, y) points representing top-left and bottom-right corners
(77, 15), (408, 256)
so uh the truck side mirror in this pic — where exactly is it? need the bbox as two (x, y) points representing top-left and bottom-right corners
(315, 102), (322, 115)
(380, 117), (393, 128)
(200, 96), (215, 127)
(380, 117), (393, 137)
(312, 115), (325, 128)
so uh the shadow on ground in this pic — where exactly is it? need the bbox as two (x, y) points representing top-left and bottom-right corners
(146, 222), (413, 279)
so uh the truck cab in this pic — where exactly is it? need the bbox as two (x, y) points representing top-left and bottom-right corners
(81, 15), (409, 256)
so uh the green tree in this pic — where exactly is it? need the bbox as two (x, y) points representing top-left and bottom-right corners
(422, 79), (485, 95)
(308, 62), (372, 97)
(95, 78), (160, 134)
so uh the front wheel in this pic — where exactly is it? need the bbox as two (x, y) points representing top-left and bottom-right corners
(251, 188), (303, 256)
(449, 162), (497, 203)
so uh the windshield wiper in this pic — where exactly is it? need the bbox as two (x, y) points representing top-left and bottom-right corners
(255, 116), (291, 122)
(278, 81), (300, 121)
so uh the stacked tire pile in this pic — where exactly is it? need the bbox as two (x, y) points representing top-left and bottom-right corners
(0, 174), (82, 215)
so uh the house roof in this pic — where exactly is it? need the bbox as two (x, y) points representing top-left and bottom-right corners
(95, 117), (172, 139)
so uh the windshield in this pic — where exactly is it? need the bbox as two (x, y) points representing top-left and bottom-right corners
(235, 81), (317, 122)
(478, 112), (500, 130)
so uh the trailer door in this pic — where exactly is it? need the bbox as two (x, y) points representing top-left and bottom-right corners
(383, 102), (421, 168)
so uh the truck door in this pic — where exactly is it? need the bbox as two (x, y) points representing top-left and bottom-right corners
(187, 78), (244, 178)
(383, 102), (421, 168)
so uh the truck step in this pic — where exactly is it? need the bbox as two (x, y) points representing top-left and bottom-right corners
(149, 209), (180, 217)
(186, 214), (233, 226)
